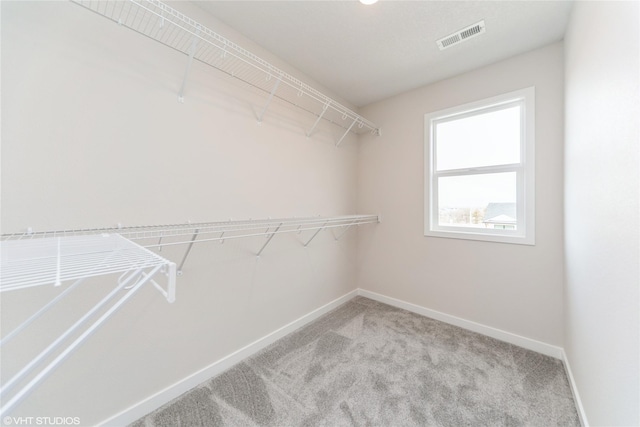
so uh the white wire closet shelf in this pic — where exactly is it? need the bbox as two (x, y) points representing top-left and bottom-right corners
(3, 215), (380, 274)
(0, 233), (175, 292)
(70, 0), (381, 143)
(0, 234), (176, 416)
(0, 215), (377, 414)
(3, 215), (378, 243)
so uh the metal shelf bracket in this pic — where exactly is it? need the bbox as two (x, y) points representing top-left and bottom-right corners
(257, 74), (283, 123)
(256, 222), (283, 257)
(177, 228), (199, 275)
(336, 118), (359, 147)
(306, 102), (330, 137)
(335, 220), (356, 241)
(178, 27), (201, 103)
(304, 221), (328, 247)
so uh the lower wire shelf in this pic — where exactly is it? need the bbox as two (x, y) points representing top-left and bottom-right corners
(1, 233), (176, 293)
(0, 214), (378, 415)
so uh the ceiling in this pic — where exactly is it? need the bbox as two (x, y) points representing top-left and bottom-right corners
(196, 1), (574, 107)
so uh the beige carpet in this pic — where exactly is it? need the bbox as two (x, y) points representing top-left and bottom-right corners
(132, 296), (580, 426)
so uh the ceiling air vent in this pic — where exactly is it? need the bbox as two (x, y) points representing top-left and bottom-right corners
(437, 20), (486, 51)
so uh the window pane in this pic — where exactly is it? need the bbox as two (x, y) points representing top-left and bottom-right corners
(436, 105), (521, 171)
(438, 172), (517, 229)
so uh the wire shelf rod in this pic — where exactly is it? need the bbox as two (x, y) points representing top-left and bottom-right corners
(2, 215), (378, 241)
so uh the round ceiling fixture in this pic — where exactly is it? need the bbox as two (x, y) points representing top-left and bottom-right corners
(359, 0), (378, 5)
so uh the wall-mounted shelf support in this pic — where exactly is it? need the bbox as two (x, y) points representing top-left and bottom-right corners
(335, 220), (356, 241)
(306, 102), (330, 137)
(336, 118), (359, 147)
(257, 74), (282, 123)
(177, 228), (199, 275)
(304, 221), (328, 247)
(257, 222), (283, 257)
(178, 28), (200, 103)
(141, 262), (176, 302)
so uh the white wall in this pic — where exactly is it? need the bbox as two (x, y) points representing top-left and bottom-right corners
(357, 43), (565, 346)
(1, 1), (362, 423)
(564, 1), (640, 425)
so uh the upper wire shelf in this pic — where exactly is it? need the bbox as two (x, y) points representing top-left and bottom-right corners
(70, 0), (381, 140)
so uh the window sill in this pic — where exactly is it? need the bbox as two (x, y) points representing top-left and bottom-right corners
(424, 228), (535, 245)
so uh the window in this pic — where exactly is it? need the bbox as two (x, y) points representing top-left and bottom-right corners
(424, 87), (535, 245)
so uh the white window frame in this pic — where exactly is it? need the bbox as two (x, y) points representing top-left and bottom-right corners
(424, 87), (535, 245)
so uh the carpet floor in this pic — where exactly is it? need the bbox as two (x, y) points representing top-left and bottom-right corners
(132, 296), (580, 426)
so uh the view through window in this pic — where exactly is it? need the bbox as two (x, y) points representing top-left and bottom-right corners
(424, 87), (535, 245)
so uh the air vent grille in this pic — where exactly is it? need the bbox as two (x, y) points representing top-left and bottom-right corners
(437, 20), (485, 50)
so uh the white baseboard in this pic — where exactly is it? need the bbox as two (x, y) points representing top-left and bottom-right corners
(561, 349), (589, 426)
(98, 289), (359, 426)
(357, 289), (564, 359)
(101, 287), (570, 426)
